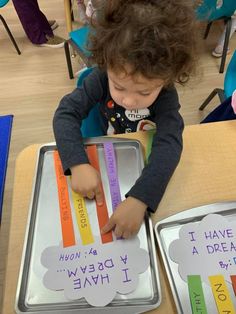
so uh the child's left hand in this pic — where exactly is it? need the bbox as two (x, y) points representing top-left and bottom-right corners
(101, 196), (147, 239)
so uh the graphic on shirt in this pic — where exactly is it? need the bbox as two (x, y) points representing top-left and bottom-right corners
(107, 122), (115, 135)
(107, 100), (115, 109)
(137, 120), (156, 132)
(125, 108), (150, 121)
(104, 99), (155, 134)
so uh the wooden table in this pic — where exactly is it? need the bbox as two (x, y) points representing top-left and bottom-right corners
(2, 120), (236, 313)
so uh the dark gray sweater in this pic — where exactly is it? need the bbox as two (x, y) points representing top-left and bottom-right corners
(53, 68), (184, 212)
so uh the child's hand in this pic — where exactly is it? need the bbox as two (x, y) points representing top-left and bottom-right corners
(70, 164), (103, 205)
(101, 197), (147, 239)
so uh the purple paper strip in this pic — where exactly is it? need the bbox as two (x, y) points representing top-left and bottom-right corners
(103, 142), (122, 211)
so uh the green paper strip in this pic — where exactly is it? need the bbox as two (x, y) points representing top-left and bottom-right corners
(187, 275), (208, 314)
(146, 129), (155, 164)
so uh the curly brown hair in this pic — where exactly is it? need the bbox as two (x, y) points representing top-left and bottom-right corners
(89, 0), (198, 86)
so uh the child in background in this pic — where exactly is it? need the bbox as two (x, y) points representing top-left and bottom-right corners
(212, 14), (236, 57)
(77, 0), (98, 24)
(53, 0), (197, 239)
(77, 0), (87, 24)
(12, 0), (65, 48)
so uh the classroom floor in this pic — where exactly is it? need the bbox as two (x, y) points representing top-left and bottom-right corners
(0, 1), (236, 311)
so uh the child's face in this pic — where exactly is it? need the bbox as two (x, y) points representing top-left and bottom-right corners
(108, 68), (164, 110)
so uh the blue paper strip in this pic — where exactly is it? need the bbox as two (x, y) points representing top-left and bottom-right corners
(0, 115), (13, 221)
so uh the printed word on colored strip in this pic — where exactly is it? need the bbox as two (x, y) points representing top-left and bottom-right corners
(86, 145), (113, 244)
(209, 275), (235, 314)
(187, 275), (207, 314)
(103, 142), (122, 211)
(71, 190), (94, 245)
(53, 151), (75, 247)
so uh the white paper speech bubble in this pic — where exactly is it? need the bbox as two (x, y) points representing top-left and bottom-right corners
(41, 236), (149, 306)
(169, 214), (236, 283)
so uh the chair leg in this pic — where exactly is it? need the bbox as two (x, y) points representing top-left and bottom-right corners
(64, 40), (74, 79)
(216, 88), (226, 104)
(199, 89), (218, 110)
(204, 22), (212, 39)
(0, 15), (21, 55)
(219, 18), (232, 74)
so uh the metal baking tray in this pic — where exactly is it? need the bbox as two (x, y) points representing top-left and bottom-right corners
(155, 202), (236, 314)
(15, 137), (161, 314)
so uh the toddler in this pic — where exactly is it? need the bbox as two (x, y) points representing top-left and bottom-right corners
(54, 0), (197, 239)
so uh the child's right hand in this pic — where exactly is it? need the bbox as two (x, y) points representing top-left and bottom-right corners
(70, 164), (103, 205)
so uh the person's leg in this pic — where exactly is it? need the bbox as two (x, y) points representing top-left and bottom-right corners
(86, 0), (97, 18)
(212, 16), (236, 57)
(12, 0), (53, 44)
(77, 0), (87, 24)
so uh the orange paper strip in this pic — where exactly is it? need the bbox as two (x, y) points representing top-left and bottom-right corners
(231, 275), (236, 296)
(53, 151), (76, 247)
(87, 145), (113, 244)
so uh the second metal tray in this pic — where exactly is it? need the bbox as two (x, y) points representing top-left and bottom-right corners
(155, 202), (236, 314)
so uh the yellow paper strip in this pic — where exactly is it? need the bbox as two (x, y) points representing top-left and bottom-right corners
(72, 190), (94, 245)
(209, 275), (236, 314)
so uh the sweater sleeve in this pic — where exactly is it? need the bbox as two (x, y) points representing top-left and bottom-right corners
(126, 87), (184, 212)
(53, 68), (107, 175)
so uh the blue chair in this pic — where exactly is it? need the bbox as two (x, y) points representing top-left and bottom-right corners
(0, 0), (21, 54)
(199, 50), (236, 110)
(77, 67), (104, 137)
(64, 25), (92, 79)
(195, 0), (236, 73)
